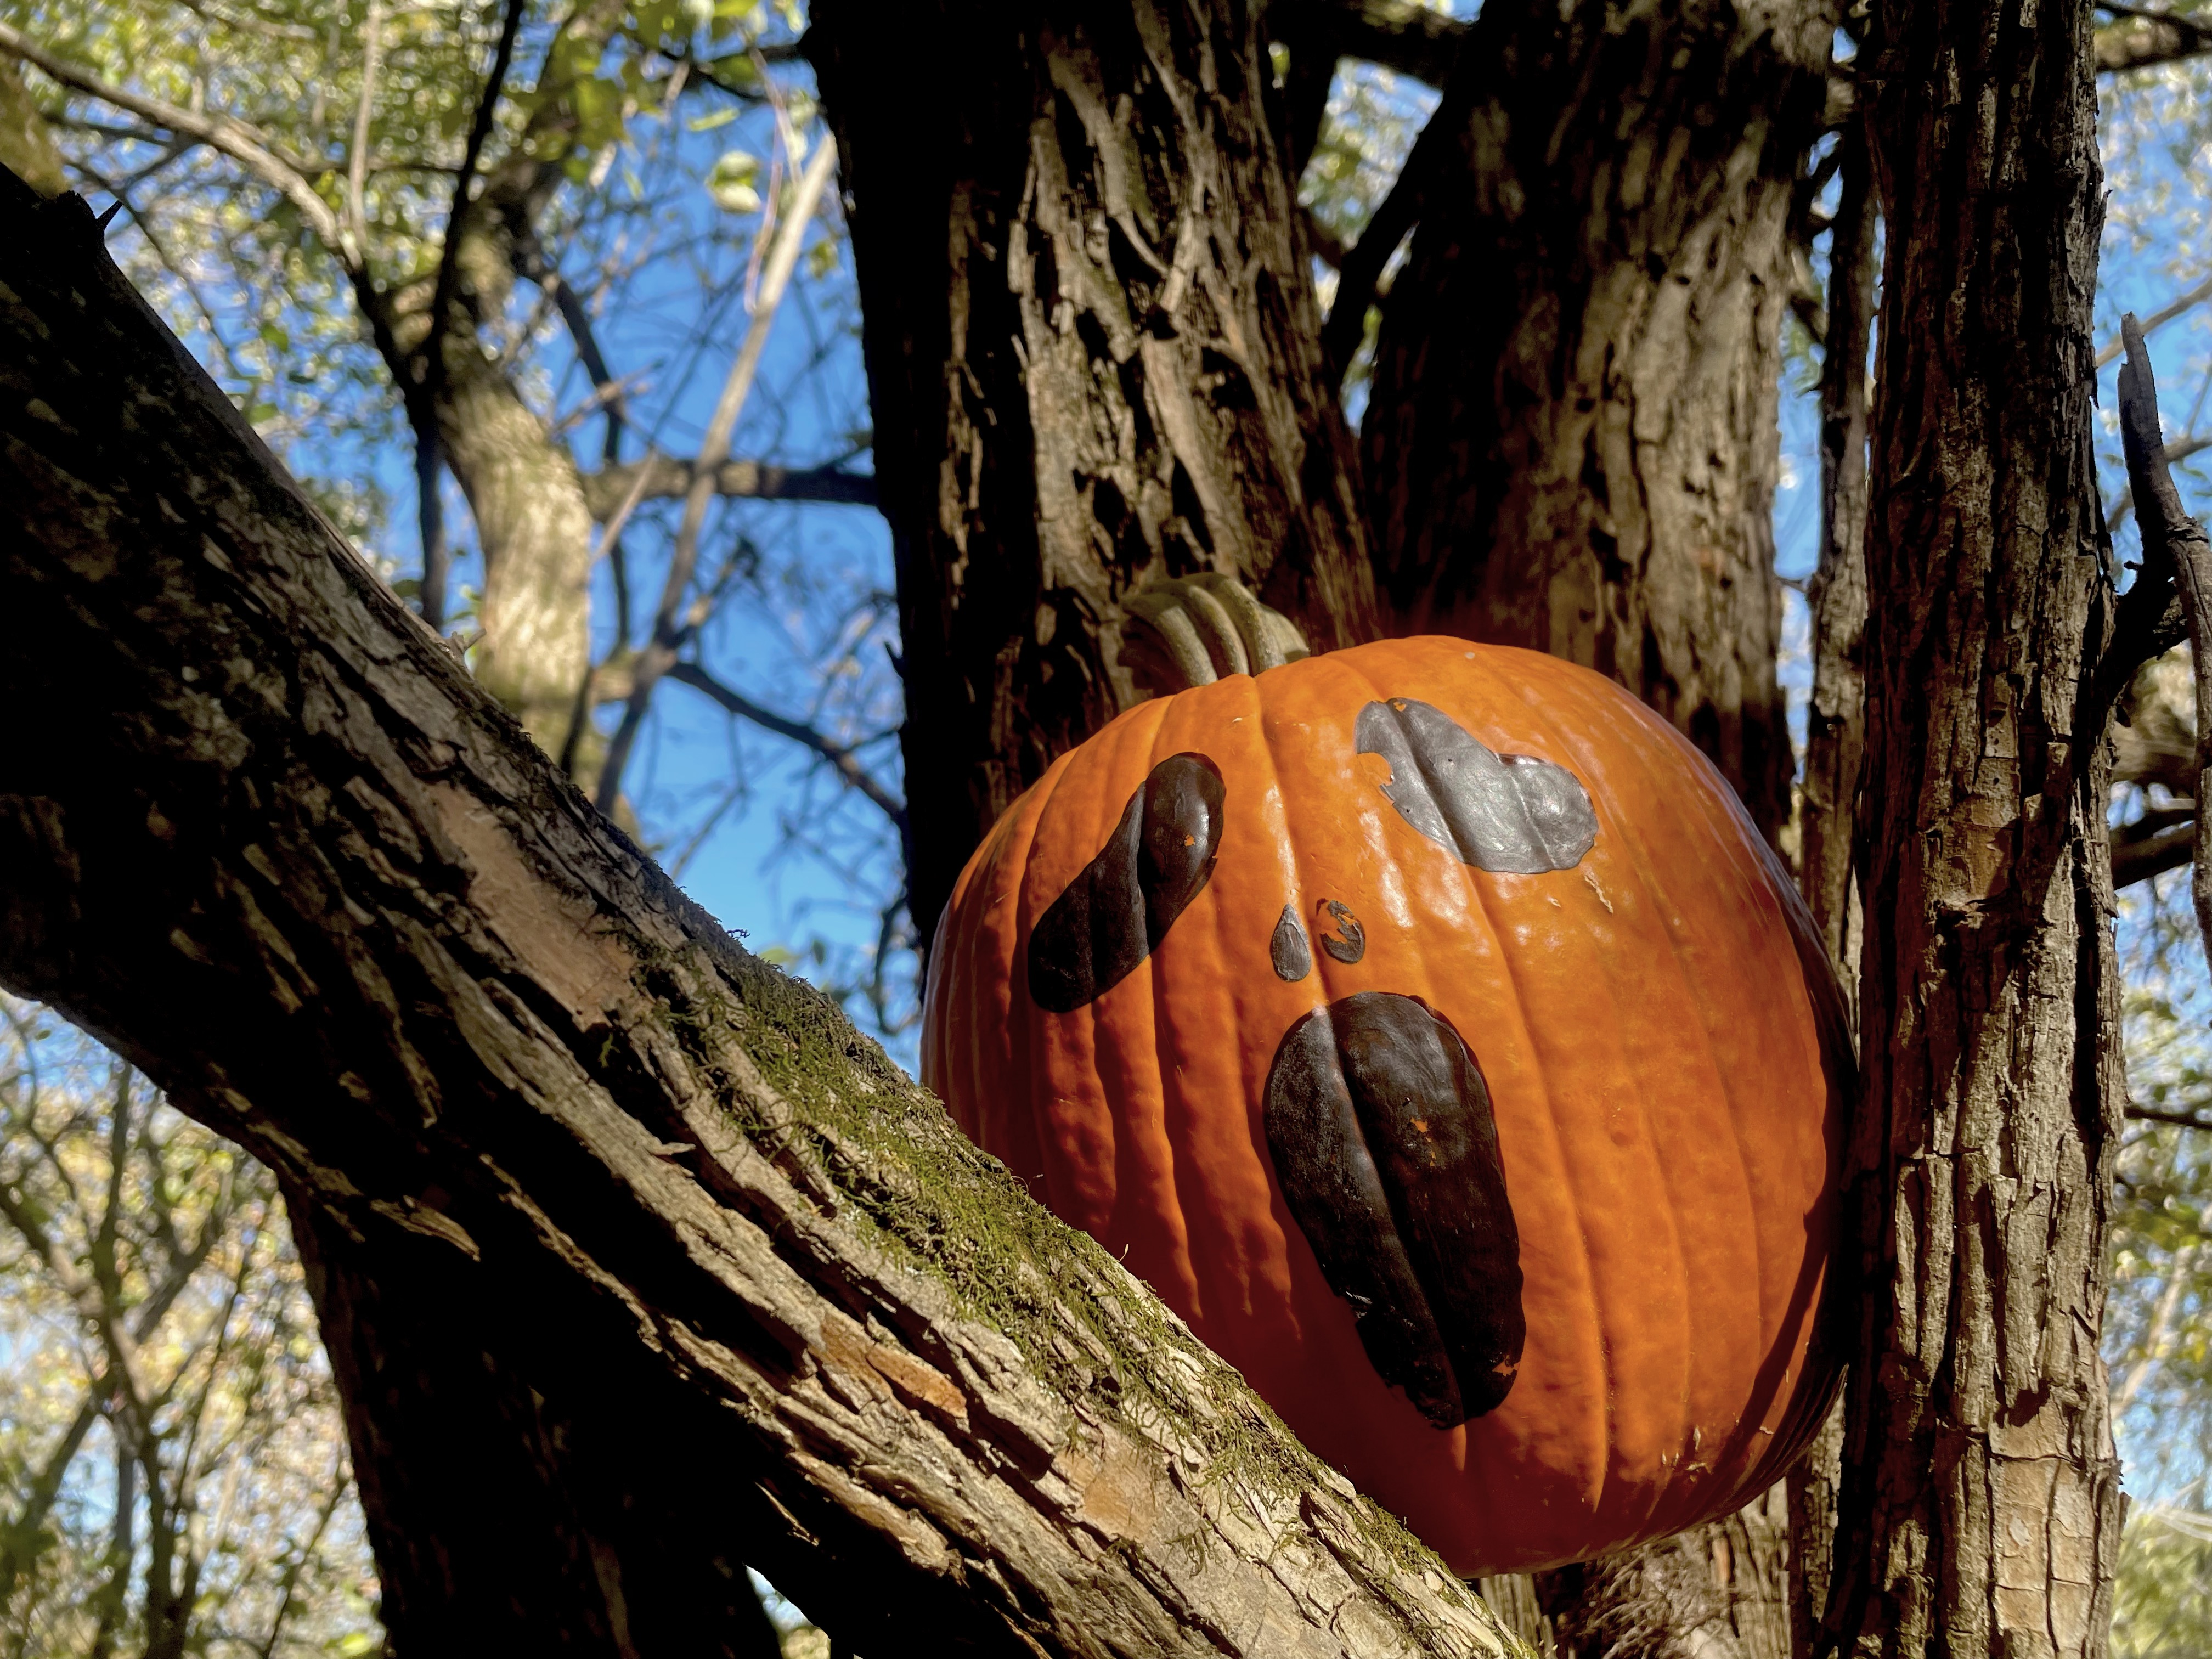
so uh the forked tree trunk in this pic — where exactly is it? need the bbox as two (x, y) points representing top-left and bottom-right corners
(0, 176), (1516, 1659)
(809, 0), (1379, 946)
(1826, 0), (2125, 1651)
(1358, 0), (1832, 845)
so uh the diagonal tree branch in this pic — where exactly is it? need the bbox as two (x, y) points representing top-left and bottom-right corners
(2096, 0), (2212, 70)
(0, 22), (355, 267)
(2119, 314), (2212, 972)
(597, 137), (839, 813)
(0, 180), (1519, 1659)
(2125, 1102), (2212, 1131)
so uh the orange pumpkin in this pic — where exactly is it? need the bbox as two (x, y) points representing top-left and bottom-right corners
(921, 636), (1849, 1574)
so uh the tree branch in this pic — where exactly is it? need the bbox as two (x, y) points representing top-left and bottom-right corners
(665, 661), (906, 830)
(0, 22), (356, 267)
(580, 454), (880, 516)
(2119, 314), (2212, 971)
(2098, 270), (2212, 369)
(412, 0), (529, 633)
(2112, 816), (2197, 889)
(597, 138), (839, 812)
(2125, 1103), (2212, 1131)
(1318, 38), (1475, 377)
(2108, 433), (2212, 527)
(0, 182), (1518, 1659)
(2096, 1), (2212, 71)
(346, 0), (385, 258)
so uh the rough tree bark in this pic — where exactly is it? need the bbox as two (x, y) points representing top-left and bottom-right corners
(809, 0), (1380, 946)
(1825, 0), (2125, 1651)
(1357, 0), (1832, 845)
(0, 178), (1523, 1659)
(1785, 91), (1876, 1659)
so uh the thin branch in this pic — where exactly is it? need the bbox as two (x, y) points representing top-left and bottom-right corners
(2109, 434), (2212, 527)
(597, 137), (839, 812)
(665, 661), (906, 829)
(0, 23), (356, 268)
(2120, 313), (2212, 975)
(1319, 40), (1475, 376)
(2096, 1), (2212, 71)
(411, 0), (529, 632)
(2125, 1102), (2212, 1131)
(347, 0), (385, 258)
(580, 454), (880, 516)
(2098, 272), (2212, 369)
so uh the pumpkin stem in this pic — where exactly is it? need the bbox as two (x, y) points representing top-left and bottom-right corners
(1120, 574), (1311, 696)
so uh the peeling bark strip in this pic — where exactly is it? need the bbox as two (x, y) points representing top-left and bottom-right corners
(810, 0), (1378, 949)
(1826, 0), (2125, 1653)
(1357, 0), (1832, 844)
(0, 186), (1519, 1659)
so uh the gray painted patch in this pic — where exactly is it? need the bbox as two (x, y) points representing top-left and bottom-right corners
(1354, 698), (1597, 873)
(1271, 905), (1312, 981)
(1317, 899), (1365, 964)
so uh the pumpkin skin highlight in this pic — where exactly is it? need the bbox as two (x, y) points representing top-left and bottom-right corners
(921, 638), (1849, 1575)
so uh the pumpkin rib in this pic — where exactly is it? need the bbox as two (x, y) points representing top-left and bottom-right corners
(1523, 667), (1760, 1538)
(1475, 665), (1656, 1537)
(1143, 684), (1229, 1330)
(1246, 662), (1410, 1452)
(1341, 644), (1618, 1514)
(1600, 700), (1816, 1537)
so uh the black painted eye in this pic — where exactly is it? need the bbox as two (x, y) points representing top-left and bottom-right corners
(1263, 992), (1523, 1427)
(1316, 899), (1364, 963)
(1027, 754), (1225, 1012)
(1355, 698), (1596, 873)
(1271, 905), (1312, 981)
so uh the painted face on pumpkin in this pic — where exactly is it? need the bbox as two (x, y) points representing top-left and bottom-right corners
(922, 636), (1847, 1577)
(1019, 700), (1598, 1430)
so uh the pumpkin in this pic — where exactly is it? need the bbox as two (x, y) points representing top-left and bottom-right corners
(921, 634), (1850, 1574)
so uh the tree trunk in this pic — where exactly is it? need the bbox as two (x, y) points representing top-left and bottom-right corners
(810, 0), (1380, 947)
(0, 178), (1517, 1659)
(1358, 0), (1831, 844)
(1825, 0), (2125, 1651)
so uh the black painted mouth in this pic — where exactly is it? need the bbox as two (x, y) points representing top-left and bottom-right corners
(1263, 991), (1525, 1427)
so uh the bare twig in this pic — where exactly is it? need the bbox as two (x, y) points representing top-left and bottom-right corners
(2125, 1102), (2212, 1131)
(665, 661), (906, 829)
(2098, 272), (2212, 369)
(347, 0), (385, 258)
(2119, 312), (2212, 975)
(597, 137), (839, 812)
